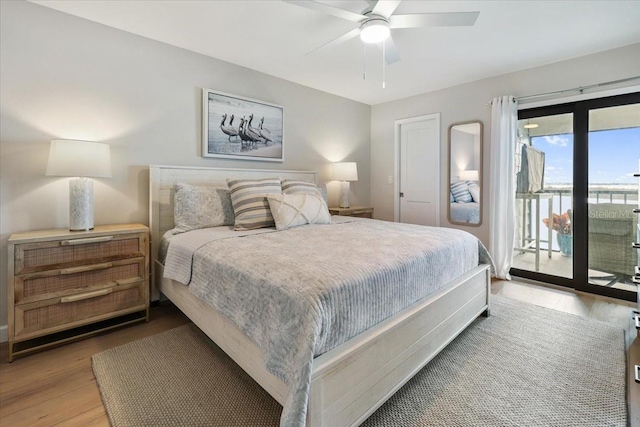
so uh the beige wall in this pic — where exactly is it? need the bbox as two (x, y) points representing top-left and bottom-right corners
(0, 1), (371, 336)
(371, 43), (640, 246)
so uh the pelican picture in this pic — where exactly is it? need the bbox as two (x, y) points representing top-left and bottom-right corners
(202, 88), (284, 161)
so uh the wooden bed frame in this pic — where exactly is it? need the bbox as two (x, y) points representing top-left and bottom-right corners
(149, 165), (491, 427)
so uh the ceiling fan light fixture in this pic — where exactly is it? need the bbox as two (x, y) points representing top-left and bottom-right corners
(360, 18), (390, 44)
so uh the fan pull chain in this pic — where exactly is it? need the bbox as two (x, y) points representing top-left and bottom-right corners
(363, 45), (367, 80)
(382, 40), (386, 89)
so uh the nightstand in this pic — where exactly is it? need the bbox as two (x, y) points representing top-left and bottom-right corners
(328, 206), (374, 218)
(7, 223), (149, 361)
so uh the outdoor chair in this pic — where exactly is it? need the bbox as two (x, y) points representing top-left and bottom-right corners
(588, 203), (638, 277)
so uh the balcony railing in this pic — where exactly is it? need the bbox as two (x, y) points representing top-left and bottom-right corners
(543, 184), (638, 213)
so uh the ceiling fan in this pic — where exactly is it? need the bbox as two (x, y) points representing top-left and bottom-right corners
(284, 0), (480, 65)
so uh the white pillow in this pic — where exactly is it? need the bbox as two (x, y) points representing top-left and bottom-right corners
(467, 182), (481, 203)
(266, 193), (331, 230)
(173, 183), (234, 234)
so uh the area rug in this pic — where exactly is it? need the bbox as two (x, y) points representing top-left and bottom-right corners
(92, 296), (627, 426)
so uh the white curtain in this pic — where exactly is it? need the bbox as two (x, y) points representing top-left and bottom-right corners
(489, 96), (518, 279)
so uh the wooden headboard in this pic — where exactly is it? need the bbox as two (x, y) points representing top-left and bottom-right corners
(149, 165), (318, 298)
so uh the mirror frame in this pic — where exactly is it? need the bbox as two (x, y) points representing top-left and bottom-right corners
(447, 120), (483, 227)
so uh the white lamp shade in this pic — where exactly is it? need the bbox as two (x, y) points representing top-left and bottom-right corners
(332, 162), (358, 182)
(46, 140), (112, 178)
(360, 20), (390, 44)
(460, 169), (479, 182)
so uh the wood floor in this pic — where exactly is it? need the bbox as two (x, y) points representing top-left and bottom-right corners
(0, 280), (637, 427)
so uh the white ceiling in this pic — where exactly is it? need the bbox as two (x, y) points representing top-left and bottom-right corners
(31, 0), (640, 105)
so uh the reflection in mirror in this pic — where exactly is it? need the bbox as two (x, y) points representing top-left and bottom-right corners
(448, 121), (483, 226)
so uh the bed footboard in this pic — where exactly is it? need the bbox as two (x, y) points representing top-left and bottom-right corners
(306, 264), (491, 427)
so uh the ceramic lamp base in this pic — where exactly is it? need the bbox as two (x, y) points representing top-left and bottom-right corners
(339, 181), (351, 208)
(69, 178), (94, 231)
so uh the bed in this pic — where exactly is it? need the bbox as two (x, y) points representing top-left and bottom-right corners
(450, 201), (480, 224)
(150, 165), (492, 427)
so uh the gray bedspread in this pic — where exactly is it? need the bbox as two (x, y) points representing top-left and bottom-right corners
(450, 201), (480, 224)
(163, 218), (492, 427)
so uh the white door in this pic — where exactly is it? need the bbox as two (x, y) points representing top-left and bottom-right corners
(396, 114), (440, 226)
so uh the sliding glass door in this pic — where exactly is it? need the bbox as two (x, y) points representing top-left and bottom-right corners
(512, 112), (574, 281)
(585, 102), (640, 296)
(511, 92), (640, 301)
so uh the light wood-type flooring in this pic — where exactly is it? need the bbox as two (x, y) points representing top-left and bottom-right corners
(0, 279), (637, 426)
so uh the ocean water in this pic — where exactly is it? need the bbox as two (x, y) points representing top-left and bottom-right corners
(207, 136), (282, 157)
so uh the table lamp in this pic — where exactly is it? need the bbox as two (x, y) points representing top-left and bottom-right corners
(332, 162), (358, 208)
(460, 169), (479, 182)
(46, 139), (112, 231)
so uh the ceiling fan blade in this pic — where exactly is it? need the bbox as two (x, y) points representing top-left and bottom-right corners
(379, 36), (401, 65)
(390, 12), (479, 28)
(306, 27), (362, 56)
(369, 0), (402, 19)
(283, 0), (366, 23)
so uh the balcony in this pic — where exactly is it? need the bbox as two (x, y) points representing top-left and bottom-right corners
(512, 185), (638, 292)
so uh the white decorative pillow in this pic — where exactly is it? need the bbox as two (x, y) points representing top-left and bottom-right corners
(451, 181), (472, 203)
(281, 179), (328, 204)
(227, 178), (282, 230)
(173, 183), (234, 234)
(266, 193), (331, 230)
(467, 182), (481, 203)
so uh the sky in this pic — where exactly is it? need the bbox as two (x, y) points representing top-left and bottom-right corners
(531, 127), (640, 185)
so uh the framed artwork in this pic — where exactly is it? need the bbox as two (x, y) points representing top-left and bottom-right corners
(202, 88), (284, 162)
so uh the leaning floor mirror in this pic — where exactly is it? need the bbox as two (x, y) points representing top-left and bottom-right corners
(448, 121), (483, 226)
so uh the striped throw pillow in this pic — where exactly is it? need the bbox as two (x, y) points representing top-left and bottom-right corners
(281, 179), (327, 203)
(451, 181), (472, 203)
(227, 178), (282, 230)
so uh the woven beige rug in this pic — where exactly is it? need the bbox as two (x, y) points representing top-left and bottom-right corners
(92, 296), (627, 426)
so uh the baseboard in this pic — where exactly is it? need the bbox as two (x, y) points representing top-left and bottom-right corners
(0, 325), (7, 343)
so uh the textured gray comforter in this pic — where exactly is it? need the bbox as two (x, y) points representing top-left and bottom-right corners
(450, 201), (480, 224)
(163, 218), (492, 427)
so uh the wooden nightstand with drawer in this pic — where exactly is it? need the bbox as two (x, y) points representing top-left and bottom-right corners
(7, 223), (150, 361)
(328, 206), (374, 218)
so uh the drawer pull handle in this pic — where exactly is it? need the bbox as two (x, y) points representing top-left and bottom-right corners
(60, 262), (113, 275)
(61, 236), (113, 246)
(635, 312), (640, 330)
(633, 243), (640, 249)
(636, 365), (640, 384)
(61, 288), (112, 303)
(634, 209), (640, 214)
(115, 277), (142, 286)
